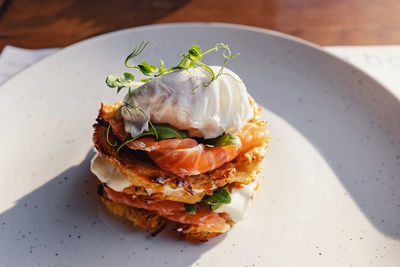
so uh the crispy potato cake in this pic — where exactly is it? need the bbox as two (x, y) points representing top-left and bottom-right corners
(93, 98), (268, 241)
(99, 188), (234, 242)
(93, 100), (268, 204)
(94, 122), (267, 204)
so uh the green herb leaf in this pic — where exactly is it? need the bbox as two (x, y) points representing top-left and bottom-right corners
(177, 57), (194, 69)
(141, 78), (153, 83)
(210, 203), (223, 210)
(105, 72), (139, 93)
(202, 187), (231, 210)
(188, 45), (202, 60)
(123, 72), (135, 81)
(204, 133), (241, 147)
(184, 188), (232, 214)
(214, 133), (241, 147)
(116, 123), (189, 151)
(140, 123), (189, 140)
(184, 203), (197, 214)
(139, 61), (158, 76)
(151, 124), (189, 140)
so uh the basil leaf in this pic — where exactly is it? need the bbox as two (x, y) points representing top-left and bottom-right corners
(133, 123), (189, 141)
(214, 133), (241, 147)
(184, 188), (231, 214)
(202, 188), (231, 210)
(204, 133), (241, 147)
(210, 203), (223, 211)
(152, 124), (189, 140)
(184, 203), (197, 214)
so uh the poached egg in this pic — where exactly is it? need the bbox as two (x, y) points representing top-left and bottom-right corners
(121, 66), (253, 139)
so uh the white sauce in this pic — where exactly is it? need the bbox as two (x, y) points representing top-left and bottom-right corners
(214, 179), (258, 222)
(91, 154), (257, 222)
(90, 153), (205, 195)
(121, 66), (253, 138)
(90, 153), (132, 192)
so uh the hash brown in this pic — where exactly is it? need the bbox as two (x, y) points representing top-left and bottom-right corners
(93, 121), (267, 203)
(99, 189), (234, 242)
(93, 99), (268, 204)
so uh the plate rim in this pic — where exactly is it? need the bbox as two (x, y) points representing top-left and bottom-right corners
(0, 22), (399, 103)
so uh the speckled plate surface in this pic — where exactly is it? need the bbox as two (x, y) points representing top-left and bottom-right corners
(1, 23), (400, 267)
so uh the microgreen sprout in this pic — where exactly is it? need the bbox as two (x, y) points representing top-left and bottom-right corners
(124, 41), (154, 68)
(106, 41), (240, 94)
(106, 124), (117, 147)
(105, 72), (143, 93)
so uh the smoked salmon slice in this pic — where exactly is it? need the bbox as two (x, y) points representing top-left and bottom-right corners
(102, 102), (268, 176)
(104, 186), (231, 233)
(124, 121), (268, 175)
(147, 143), (241, 175)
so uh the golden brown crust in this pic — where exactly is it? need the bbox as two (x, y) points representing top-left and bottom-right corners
(101, 196), (165, 230)
(180, 230), (222, 242)
(100, 194), (233, 242)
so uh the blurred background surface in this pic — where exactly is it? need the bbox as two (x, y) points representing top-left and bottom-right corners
(1, 0), (400, 50)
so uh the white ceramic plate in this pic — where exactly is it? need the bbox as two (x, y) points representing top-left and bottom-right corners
(1, 23), (399, 267)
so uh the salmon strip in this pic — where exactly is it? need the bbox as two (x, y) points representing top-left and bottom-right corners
(104, 186), (230, 233)
(148, 144), (240, 175)
(127, 137), (198, 151)
(124, 121), (268, 175)
(101, 102), (268, 175)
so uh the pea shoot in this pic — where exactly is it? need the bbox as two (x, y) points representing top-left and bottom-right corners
(105, 41), (240, 93)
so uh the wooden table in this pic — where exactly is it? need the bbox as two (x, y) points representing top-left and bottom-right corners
(0, 0), (399, 50)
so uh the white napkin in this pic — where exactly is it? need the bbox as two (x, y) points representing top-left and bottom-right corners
(325, 46), (400, 99)
(0, 45), (60, 84)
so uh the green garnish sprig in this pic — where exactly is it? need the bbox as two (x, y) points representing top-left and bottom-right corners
(178, 43), (240, 89)
(106, 72), (144, 93)
(116, 124), (189, 152)
(184, 203), (198, 215)
(184, 187), (232, 214)
(201, 133), (241, 148)
(105, 41), (240, 94)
